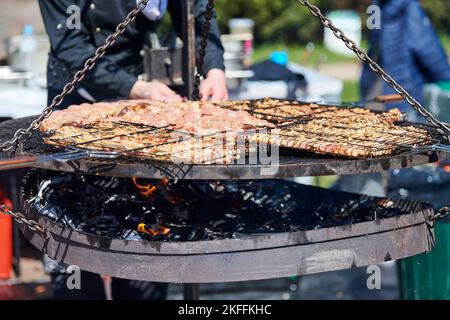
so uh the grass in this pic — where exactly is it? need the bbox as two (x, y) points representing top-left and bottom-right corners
(440, 34), (450, 54)
(313, 176), (339, 189)
(254, 34), (450, 62)
(254, 36), (450, 67)
(252, 43), (358, 67)
(342, 81), (361, 102)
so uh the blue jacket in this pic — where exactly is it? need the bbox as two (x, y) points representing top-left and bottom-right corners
(361, 0), (450, 111)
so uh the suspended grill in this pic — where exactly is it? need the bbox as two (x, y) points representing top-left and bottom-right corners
(32, 99), (445, 163)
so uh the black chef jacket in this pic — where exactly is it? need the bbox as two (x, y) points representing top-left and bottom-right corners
(38, 0), (225, 101)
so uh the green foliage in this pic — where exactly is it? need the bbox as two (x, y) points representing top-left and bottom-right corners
(214, 0), (370, 44)
(422, 1), (450, 36)
(214, 0), (449, 44)
(342, 81), (361, 102)
(441, 34), (450, 53)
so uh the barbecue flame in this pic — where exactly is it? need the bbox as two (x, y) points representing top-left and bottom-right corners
(132, 177), (157, 198)
(137, 223), (170, 237)
(155, 177), (183, 205)
(159, 177), (170, 187)
(131, 177), (182, 205)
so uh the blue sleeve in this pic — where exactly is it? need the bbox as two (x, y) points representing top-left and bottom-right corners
(408, 2), (450, 83)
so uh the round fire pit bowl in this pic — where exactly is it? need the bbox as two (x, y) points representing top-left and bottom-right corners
(20, 171), (436, 283)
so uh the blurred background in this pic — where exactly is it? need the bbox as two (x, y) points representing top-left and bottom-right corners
(1, 0), (449, 109)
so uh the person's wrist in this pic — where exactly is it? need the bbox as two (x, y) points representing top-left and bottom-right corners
(206, 68), (225, 79)
(129, 80), (145, 99)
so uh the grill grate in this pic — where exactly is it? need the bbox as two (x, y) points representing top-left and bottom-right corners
(227, 99), (443, 159)
(249, 122), (440, 158)
(21, 99), (447, 166)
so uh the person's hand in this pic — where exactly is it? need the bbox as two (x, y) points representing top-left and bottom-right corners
(199, 69), (229, 101)
(130, 80), (182, 101)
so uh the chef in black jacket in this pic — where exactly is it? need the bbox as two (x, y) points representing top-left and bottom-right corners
(39, 0), (228, 108)
(38, 0), (227, 300)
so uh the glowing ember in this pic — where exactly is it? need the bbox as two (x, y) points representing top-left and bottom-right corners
(131, 177), (157, 198)
(158, 177), (170, 187)
(165, 190), (182, 206)
(137, 223), (170, 237)
(376, 199), (394, 208)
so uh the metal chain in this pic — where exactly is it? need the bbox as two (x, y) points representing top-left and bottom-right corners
(0, 0), (150, 235)
(0, 0), (151, 153)
(0, 205), (49, 239)
(192, 0), (215, 101)
(297, 0), (450, 140)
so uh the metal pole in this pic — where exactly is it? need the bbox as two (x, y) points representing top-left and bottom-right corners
(182, 0), (196, 100)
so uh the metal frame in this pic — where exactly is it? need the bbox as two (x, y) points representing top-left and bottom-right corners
(182, 0), (197, 99)
(19, 150), (449, 180)
(20, 200), (435, 283)
(1, 117), (449, 180)
(19, 170), (436, 283)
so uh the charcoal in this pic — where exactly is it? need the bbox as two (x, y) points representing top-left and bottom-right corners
(186, 226), (201, 241)
(122, 230), (143, 241)
(38, 203), (61, 221)
(28, 173), (412, 242)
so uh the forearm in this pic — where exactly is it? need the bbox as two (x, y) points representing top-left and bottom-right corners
(169, 0), (225, 76)
(195, 0), (225, 75)
(197, 17), (225, 75)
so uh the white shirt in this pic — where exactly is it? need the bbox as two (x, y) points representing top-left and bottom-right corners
(137, 0), (168, 21)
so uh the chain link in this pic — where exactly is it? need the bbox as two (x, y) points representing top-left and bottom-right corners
(298, 0), (450, 140)
(0, 205), (49, 239)
(192, 0), (215, 101)
(0, 0), (150, 233)
(0, 0), (151, 152)
(433, 206), (450, 221)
